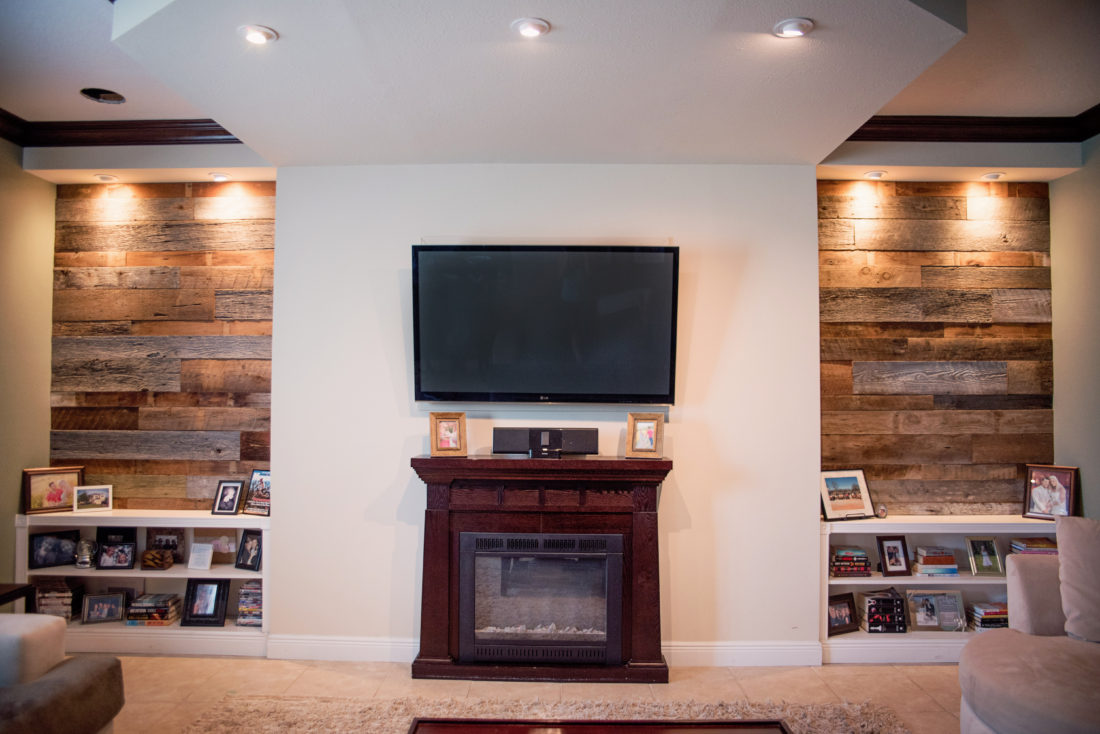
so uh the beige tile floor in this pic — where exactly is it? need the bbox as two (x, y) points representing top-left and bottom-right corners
(112, 656), (961, 733)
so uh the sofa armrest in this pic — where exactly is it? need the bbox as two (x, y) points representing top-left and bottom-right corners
(0, 655), (125, 734)
(1007, 553), (1066, 636)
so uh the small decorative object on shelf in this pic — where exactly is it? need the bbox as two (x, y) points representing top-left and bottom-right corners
(182, 579), (230, 627)
(82, 592), (125, 624)
(75, 538), (98, 569)
(876, 535), (912, 577)
(73, 484), (112, 512)
(141, 549), (174, 570)
(34, 578), (83, 621)
(906, 589), (967, 632)
(243, 469), (271, 517)
(820, 469), (874, 520)
(212, 480), (245, 515)
(1023, 464), (1078, 520)
(965, 537), (1005, 576)
(625, 413), (664, 458)
(913, 546), (958, 577)
(876, 503), (888, 518)
(188, 543), (214, 570)
(22, 466), (84, 515)
(827, 592), (859, 636)
(430, 412), (467, 457)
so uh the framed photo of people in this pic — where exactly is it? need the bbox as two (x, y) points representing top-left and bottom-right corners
(430, 412), (467, 457)
(82, 592), (126, 624)
(906, 589), (966, 632)
(625, 413), (664, 459)
(235, 529), (262, 572)
(820, 469), (874, 520)
(22, 466), (84, 515)
(827, 592), (859, 637)
(28, 530), (80, 569)
(875, 535), (911, 577)
(1023, 464), (1077, 520)
(96, 542), (136, 570)
(181, 579), (230, 627)
(211, 480), (245, 515)
(965, 536), (1005, 577)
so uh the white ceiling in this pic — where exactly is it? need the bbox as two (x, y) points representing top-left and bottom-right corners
(1, 0), (1098, 177)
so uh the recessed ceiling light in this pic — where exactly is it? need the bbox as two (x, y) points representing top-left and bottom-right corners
(95, 174), (118, 183)
(772, 18), (814, 38)
(209, 172), (231, 182)
(81, 88), (126, 104)
(239, 24), (279, 45)
(511, 17), (550, 38)
(864, 170), (887, 180)
(981, 172), (1005, 181)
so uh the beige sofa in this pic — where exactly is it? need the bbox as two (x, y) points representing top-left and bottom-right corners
(959, 516), (1100, 734)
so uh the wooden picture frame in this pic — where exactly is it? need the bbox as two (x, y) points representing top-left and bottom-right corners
(22, 466), (84, 515)
(145, 527), (185, 563)
(81, 592), (126, 624)
(74, 484), (112, 512)
(827, 592), (859, 636)
(820, 469), (874, 520)
(965, 536), (1005, 577)
(211, 480), (245, 515)
(1023, 464), (1077, 520)
(235, 529), (262, 572)
(906, 589), (966, 632)
(876, 535), (911, 577)
(430, 412), (467, 457)
(625, 413), (664, 458)
(28, 530), (80, 569)
(96, 542), (136, 570)
(181, 579), (230, 627)
(242, 469), (271, 517)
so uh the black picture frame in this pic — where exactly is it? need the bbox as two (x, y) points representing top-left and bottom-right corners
(1023, 464), (1078, 520)
(96, 542), (136, 570)
(28, 529), (81, 569)
(235, 529), (262, 572)
(211, 480), (245, 515)
(181, 579), (230, 626)
(242, 469), (271, 517)
(96, 527), (137, 545)
(876, 535), (912, 577)
(82, 592), (126, 624)
(827, 592), (859, 636)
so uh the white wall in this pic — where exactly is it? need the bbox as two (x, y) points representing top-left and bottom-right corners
(0, 140), (55, 584)
(269, 164), (822, 663)
(1051, 134), (1100, 518)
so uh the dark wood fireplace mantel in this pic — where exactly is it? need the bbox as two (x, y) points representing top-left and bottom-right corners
(411, 455), (672, 683)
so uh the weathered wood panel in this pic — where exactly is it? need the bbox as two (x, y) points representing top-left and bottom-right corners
(51, 430), (241, 460)
(933, 394), (1052, 410)
(848, 464), (1021, 481)
(903, 338), (1053, 361)
(1006, 361), (1053, 394)
(820, 338), (909, 361)
(51, 407), (139, 430)
(55, 252), (126, 267)
(921, 266), (1050, 289)
(819, 195), (965, 220)
(853, 361), (1007, 395)
(192, 182), (276, 198)
(180, 360), (272, 392)
(87, 474), (189, 498)
(53, 335), (271, 360)
(822, 435), (973, 464)
(53, 322), (132, 336)
(967, 197), (1050, 222)
(819, 266), (921, 288)
(179, 266), (273, 290)
(820, 362), (853, 396)
(849, 220), (1050, 252)
(57, 183), (188, 200)
(54, 289), (214, 321)
(215, 291), (272, 320)
(51, 392), (152, 408)
(54, 266), (179, 290)
(971, 434), (1054, 464)
(56, 221), (274, 251)
(138, 407), (270, 431)
(820, 396), (935, 411)
(991, 289), (1052, 322)
(820, 289), (992, 322)
(126, 251), (209, 266)
(77, 459), (244, 476)
(193, 196), (275, 220)
(820, 322), (944, 338)
(51, 359), (181, 392)
(240, 431), (270, 461)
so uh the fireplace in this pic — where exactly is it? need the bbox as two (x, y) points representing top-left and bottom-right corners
(458, 532), (623, 664)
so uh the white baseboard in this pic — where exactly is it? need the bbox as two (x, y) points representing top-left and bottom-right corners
(266, 634), (822, 667)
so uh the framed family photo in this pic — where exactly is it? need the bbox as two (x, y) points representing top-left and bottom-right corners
(906, 589), (966, 632)
(211, 480), (245, 515)
(82, 592), (126, 624)
(22, 466), (84, 515)
(625, 413), (664, 458)
(235, 529), (262, 571)
(96, 542), (136, 570)
(182, 579), (230, 627)
(74, 484), (112, 512)
(28, 530), (80, 569)
(827, 592), (859, 636)
(820, 469), (874, 520)
(965, 536), (1005, 577)
(1023, 464), (1077, 520)
(876, 535), (911, 577)
(430, 412), (467, 457)
(243, 469), (271, 517)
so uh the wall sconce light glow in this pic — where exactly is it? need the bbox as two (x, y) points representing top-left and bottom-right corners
(981, 172), (1005, 181)
(511, 18), (550, 38)
(772, 18), (814, 38)
(209, 172), (231, 182)
(239, 24), (279, 45)
(95, 174), (118, 183)
(863, 170), (887, 180)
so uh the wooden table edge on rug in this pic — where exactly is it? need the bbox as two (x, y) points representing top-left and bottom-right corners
(407, 718), (792, 733)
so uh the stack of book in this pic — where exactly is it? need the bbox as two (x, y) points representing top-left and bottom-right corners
(968, 601), (1008, 632)
(34, 578), (83, 621)
(858, 587), (907, 633)
(1011, 537), (1058, 555)
(237, 579), (262, 627)
(830, 546), (872, 577)
(125, 593), (181, 626)
(913, 546), (959, 576)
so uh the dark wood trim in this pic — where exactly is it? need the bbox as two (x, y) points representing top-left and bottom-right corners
(0, 108), (28, 146)
(850, 102), (1100, 143)
(0, 108), (239, 147)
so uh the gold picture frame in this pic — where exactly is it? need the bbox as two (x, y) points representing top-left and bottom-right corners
(625, 413), (663, 458)
(965, 536), (1005, 577)
(430, 412), (467, 457)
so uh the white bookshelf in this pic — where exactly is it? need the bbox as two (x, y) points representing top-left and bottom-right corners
(15, 510), (269, 657)
(820, 515), (1056, 664)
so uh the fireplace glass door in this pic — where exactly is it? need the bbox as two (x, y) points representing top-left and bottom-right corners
(458, 533), (622, 665)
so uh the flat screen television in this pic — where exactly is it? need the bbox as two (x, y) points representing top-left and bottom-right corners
(412, 245), (678, 404)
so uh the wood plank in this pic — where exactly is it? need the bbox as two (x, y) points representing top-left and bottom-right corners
(933, 394), (1052, 410)
(995, 409), (1053, 434)
(820, 396), (934, 411)
(53, 335), (271, 360)
(819, 266), (921, 288)
(125, 251), (209, 266)
(55, 198), (195, 222)
(86, 474), (188, 499)
(892, 182), (979, 197)
(1006, 361), (1053, 394)
(50, 430), (240, 461)
(138, 407), (270, 431)
(180, 360), (271, 392)
(819, 251), (869, 267)
(992, 289), (1052, 322)
(820, 362), (852, 396)
(819, 195), (965, 220)
(50, 392), (152, 408)
(74, 459), (241, 475)
(904, 338), (1053, 361)
(819, 323), (944, 338)
(240, 431), (270, 461)
(128, 320), (273, 336)
(921, 266), (1050, 289)
(1010, 183), (1049, 198)
(211, 250), (275, 266)
(953, 252), (1048, 267)
(53, 289), (214, 321)
(51, 407), (139, 430)
(817, 181), (895, 197)
(57, 183), (189, 200)
(53, 321), (131, 336)
(852, 361), (1007, 395)
(51, 358), (181, 392)
(921, 290), (994, 322)
(972, 434), (1054, 463)
(817, 219), (854, 247)
(850, 220), (1050, 252)
(821, 411), (896, 434)
(822, 434), (973, 464)
(55, 221), (274, 252)
(215, 291), (272, 320)
(54, 252), (127, 267)
(193, 197), (275, 220)
(119, 497), (210, 511)
(873, 500), (1023, 516)
(867, 479), (1023, 504)
(894, 410), (996, 434)
(187, 475), (248, 500)
(150, 392), (234, 407)
(191, 181), (276, 197)
(820, 289), (992, 323)
(967, 197), (1050, 222)
(942, 323), (1051, 338)
(847, 464), (1021, 481)
(179, 266), (273, 289)
(820, 338), (908, 361)
(873, 252), (956, 266)
(53, 266), (179, 290)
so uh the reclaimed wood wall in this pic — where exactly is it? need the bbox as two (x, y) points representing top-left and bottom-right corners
(818, 180), (1053, 514)
(50, 182), (274, 509)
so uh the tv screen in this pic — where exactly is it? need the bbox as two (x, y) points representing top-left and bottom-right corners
(413, 245), (678, 404)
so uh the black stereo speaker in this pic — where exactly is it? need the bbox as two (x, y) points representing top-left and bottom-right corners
(492, 428), (599, 458)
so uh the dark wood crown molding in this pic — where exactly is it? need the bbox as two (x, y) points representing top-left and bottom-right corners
(850, 102), (1100, 144)
(0, 108), (239, 147)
